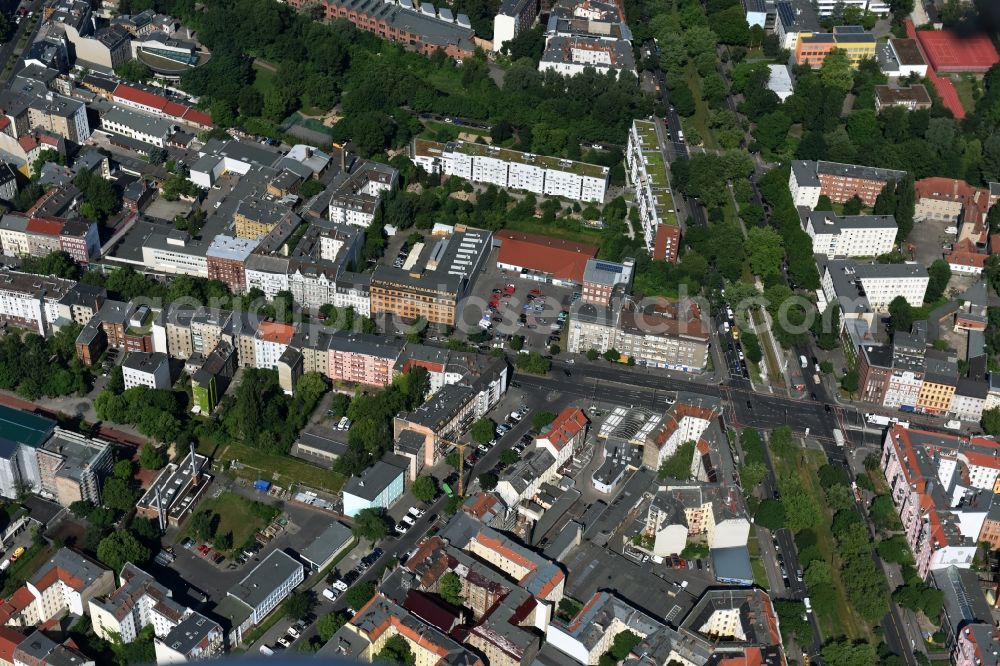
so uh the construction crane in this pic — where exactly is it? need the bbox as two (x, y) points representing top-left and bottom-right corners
(440, 437), (469, 497)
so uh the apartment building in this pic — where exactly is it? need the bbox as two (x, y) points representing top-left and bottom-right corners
(1, 70), (90, 145)
(254, 321), (295, 370)
(244, 254), (289, 299)
(327, 160), (398, 228)
(99, 106), (176, 148)
(0, 214), (100, 264)
(568, 297), (710, 373)
(539, 35), (636, 77)
(493, 0), (538, 51)
(803, 209), (897, 257)
(0, 269), (76, 336)
(90, 563), (222, 662)
(0, 548), (113, 628)
(789, 159), (905, 208)
(874, 84), (932, 112)
(327, 331), (404, 386)
(36, 428), (113, 507)
(883, 327), (927, 410)
(205, 235), (257, 295)
(413, 138), (609, 203)
(122, 351), (171, 390)
(880, 425), (1000, 578)
(535, 407), (588, 468)
(234, 198), (297, 240)
(626, 119), (681, 262)
(914, 353), (959, 416)
(393, 384), (478, 476)
(795, 26), (876, 68)
(291, 0), (477, 59)
(581, 258), (633, 306)
(396, 535), (543, 666)
(548, 591), (664, 665)
(336, 592), (484, 665)
(214, 550), (304, 646)
(643, 484), (749, 557)
(818, 259), (929, 314)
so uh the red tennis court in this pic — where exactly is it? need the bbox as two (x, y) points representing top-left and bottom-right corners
(916, 28), (999, 73)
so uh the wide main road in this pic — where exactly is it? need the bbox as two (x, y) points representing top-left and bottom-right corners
(533, 359), (854, 446)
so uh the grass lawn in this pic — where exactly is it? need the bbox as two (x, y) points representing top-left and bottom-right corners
(503, 217), (605, 246)
(951, 76), (977, 115)
(684, 64), (717, 150)
(198, 438), (346, 494)
(186, 491), (273, 550)
(252, 63), (277, 96)
(1, 542), (53, 596)
(747, 527), (769, 589)
(772, 446), (873, 642)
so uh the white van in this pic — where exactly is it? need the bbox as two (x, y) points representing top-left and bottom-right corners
(799, 355), (808, 368)
(260, 645), (275, 656)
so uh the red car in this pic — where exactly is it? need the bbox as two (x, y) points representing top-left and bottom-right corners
(529, 288), (542, 296)
(503, 286), (515, 295)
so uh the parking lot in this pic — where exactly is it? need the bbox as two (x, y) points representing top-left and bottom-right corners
(458, 252), (576, 352)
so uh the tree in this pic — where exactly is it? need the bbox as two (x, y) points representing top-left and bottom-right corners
(345, 582), (376, 611)
(658, 440), (695, 480)
(746, 227), (785, 279)
(439, 571), (464, 606)
(820, 49), (854, 92)
(285, 591), (313, 620)
(411, 475), (437, 503)
(375, 635), (415, 666)
(842, 194), (864, 215)
(602, 349), (621, 362)
(190, 510), (216, 542)
(115, 59), (153, 82)
(515, 352), (550, 374)
(754, 111), (792, 154)
(352, 508), (388, 542)
(31, 149), (64, 178)
(102, 477), (138, 513)
(741, 333), (763, 364)
(214, 531), (233, 551)
(97, 530), (150, 571)
(888, 296), (914, 335)
(138, 445), (166, 470)
(840, 370), (860, 397)
(499, 449), (520, 465)
(532, 411), (557, 431)
(470, 418), (494, 444)
(926, 259), (951, 302)
(981, 407), (1000, 436)
(821, 638), (877, 666)
(478, 472), (498, 491)
(317, 612), (349, 642)
(740, 461), (767, 490)
(146, 147), (167, 165)
(754, 498), (786, 530)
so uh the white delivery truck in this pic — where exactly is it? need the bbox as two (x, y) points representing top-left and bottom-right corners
(866, 413), (891, 426)
(832, 429), (846, 447)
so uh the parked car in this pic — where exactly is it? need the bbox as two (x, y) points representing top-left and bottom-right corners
(276, 636), (291, 648)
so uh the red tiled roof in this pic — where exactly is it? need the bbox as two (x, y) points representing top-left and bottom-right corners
(161, 101), (188, 118)
(537, 407), (587, 452)
(947, 239), (987, 269)
(182, 108), (213, 127)
(25, 218), (64, 236)
(494, 230), (598, 283)
(17, 135), (36, 151)
(0, 117), (10, 130)
(989, 235), (1000, 254)
(257, 321), (294, 344)
(0, 587), (34, 625)
(113, 84), (168, 111)
(0, 627), (25, 663)
(915, 177), (980, 202)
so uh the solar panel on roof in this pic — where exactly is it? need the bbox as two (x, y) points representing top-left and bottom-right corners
(776, 1), (794, 27)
